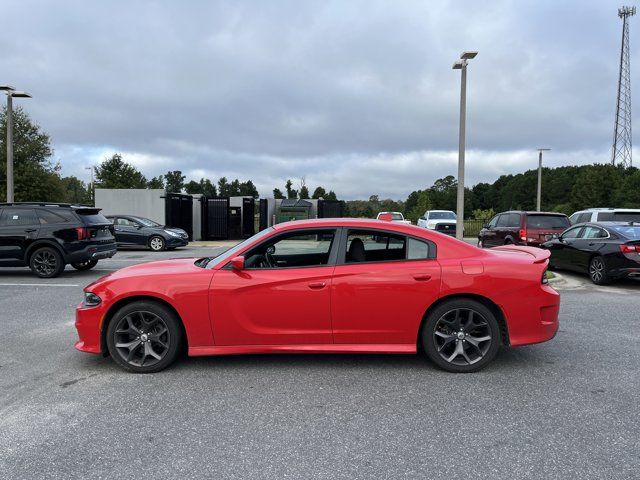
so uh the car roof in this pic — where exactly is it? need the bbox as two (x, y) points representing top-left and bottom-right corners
(575, 208), (640, 212)
(427, 210), (454, 213)
(501, 210), (567, 216)
(272, 218), (422, 234)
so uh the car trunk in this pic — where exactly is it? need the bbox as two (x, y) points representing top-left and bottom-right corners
(75, 208), (115, 239)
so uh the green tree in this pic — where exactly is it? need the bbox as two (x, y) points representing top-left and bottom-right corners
(324, 190), (337, 201)
(311, 186), (326, 199)
(570, 164), (622, 211)
(0, 106), (65, 202)
(164, 170), (185, 193)
(61, 176), (91, 205)
(299, 185), (310, 199)
(273, 188), (285, 199)
(218, 177), (231, 196)
(147, 176), (165, 189)
(95, 153), (147, 189)
(285, 179), (297, 199)
(239, 180), (259, 198)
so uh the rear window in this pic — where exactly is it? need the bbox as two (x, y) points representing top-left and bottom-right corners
(526, 214), (570, 229)
(75, 209), (110, 225)
(390, 213), (404, 221)
(609, 225), (640, 239)
(599, 212), (640, 222)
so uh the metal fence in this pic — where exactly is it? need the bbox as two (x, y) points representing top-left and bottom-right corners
(463, 218), (489, 238)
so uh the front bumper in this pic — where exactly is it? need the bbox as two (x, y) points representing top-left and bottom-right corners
(75, 301), (108, 354)
(167, 237), (189, 247)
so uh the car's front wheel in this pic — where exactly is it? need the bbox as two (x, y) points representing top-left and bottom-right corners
(149, 236), (166, 252)
(589, 256), (611, 285)
(477, 239), (484, 248)
(422, 299), (501, 373)
(71, 259), (98, 271)
(107, 301), (183, 373)
(29, 247), (65, 278)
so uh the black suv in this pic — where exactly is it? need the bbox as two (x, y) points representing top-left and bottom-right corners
(0, 203), (117, 278)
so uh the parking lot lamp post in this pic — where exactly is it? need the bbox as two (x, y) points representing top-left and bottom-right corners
(85, 166), (94, 204)
(0, 85), (32, 202)
(452, 51), (477, 240)
(536, 148), (550, 212)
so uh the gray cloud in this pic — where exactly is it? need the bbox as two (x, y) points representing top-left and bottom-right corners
(1, 0), (631, 198)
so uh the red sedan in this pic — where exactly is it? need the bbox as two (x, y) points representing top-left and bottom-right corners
(75, 218), (559, 373)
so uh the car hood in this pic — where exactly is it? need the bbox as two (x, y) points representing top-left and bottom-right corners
(94, 258), (200, 285)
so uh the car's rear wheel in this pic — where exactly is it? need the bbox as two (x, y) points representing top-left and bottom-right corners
(107, 301), (182, 373)
(29, 247), (65, 278)
(589, 256), (611, 285)
(71, 259), (98, 271)
(422, 299), (501, 373)
(149, 236), (166, 252)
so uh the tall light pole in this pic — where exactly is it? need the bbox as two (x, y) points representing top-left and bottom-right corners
(1, 85), (32, 202)
(536, 148), (550, 212)
(85, 166), (94, 205)
(452, 51), (477, 240)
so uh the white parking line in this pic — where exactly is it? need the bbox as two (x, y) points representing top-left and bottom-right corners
(0, 283), (80, 287)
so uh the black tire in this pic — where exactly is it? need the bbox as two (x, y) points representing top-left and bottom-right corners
(589, 255), (611, 285)
(29, 247), (65, 278)
(149, 235), (166, 252)
(106, 301), (183, 373)
(71, 259), (98, 271)
(421, 299), (501, 373)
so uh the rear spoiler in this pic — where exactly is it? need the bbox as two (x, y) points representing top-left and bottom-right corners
(490, 245), (550, 264)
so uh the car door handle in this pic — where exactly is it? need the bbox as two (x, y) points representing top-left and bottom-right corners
(308, 281), (326, 289)
(413, 274), (432, 281)
(24, 228), (37, 233)
(588, 242), (596, 246)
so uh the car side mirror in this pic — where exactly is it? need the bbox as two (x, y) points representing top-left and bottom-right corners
(483, 224), (489, 229)
(231, 256), (245, 270)
(135, 224), (143, 229)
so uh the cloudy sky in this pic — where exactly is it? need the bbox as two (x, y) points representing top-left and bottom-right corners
(1, 0), (633, 199)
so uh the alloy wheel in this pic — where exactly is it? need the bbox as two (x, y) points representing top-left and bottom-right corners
(433, 308), (492, 366)
(150, 237), (164, 251)
(590, 258), (604, 282)
(32, 250), (58, 276)
(113, 311), (170, 368)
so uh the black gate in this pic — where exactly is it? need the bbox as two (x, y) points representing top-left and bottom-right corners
(259, 199), (268, 231)
(165, 193), (193, 240)
(201, 197), (229, 240)
(242, 198), (255, 238)
(317, 200), (344, 218)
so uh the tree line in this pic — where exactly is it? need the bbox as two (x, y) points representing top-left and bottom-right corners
(3, 107), (640, 219)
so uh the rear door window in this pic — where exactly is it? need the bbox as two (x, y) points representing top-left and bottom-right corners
(562, 226), (583, 239)
(0, 208), (38, 226)
(345, 230), (406, 263)
(37, 209), (68, 224)
(497, 213), (520, 228)
(526, 215), (570, 229)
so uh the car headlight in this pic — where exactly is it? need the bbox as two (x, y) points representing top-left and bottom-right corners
(83, 292), (102, 307)
(164, 230), (181, 237)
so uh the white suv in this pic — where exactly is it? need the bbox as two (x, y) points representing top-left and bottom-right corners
(569, 208), (640, 224)
(417, 210), (457, 236)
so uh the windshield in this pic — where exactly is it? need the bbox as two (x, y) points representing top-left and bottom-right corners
(609, 225), (640, 239)
(526, 214), (570, 229)
(132, 217), (162, 227)
(428, 211), (456, 220)
(391, 213), (404, 221)
(203, 227), (274, 268)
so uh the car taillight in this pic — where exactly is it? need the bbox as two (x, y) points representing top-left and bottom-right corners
(620, 244), (640, 253)
(76, 227), (89, 240)
(519, 229), (527, 241)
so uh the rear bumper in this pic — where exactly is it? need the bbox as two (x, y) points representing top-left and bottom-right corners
(66, 243), (117, 263)
(502, 284), (560, 347)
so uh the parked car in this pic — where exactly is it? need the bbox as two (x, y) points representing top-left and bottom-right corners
(0, 202), (116, 278)
(376, 211), (411, 224)
(105, 215), (189, 251)
(417, 210), (457, 236)
(541, 222), (640, 285)
(478, 211), (570, 248)
(75, 218), (559, 374)
(569, 208), (640, 225)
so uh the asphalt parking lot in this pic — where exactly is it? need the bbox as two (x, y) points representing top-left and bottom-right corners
(1, 246), (639, 479)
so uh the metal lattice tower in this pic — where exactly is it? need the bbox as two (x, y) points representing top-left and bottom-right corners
(612, 6), (635, 168)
